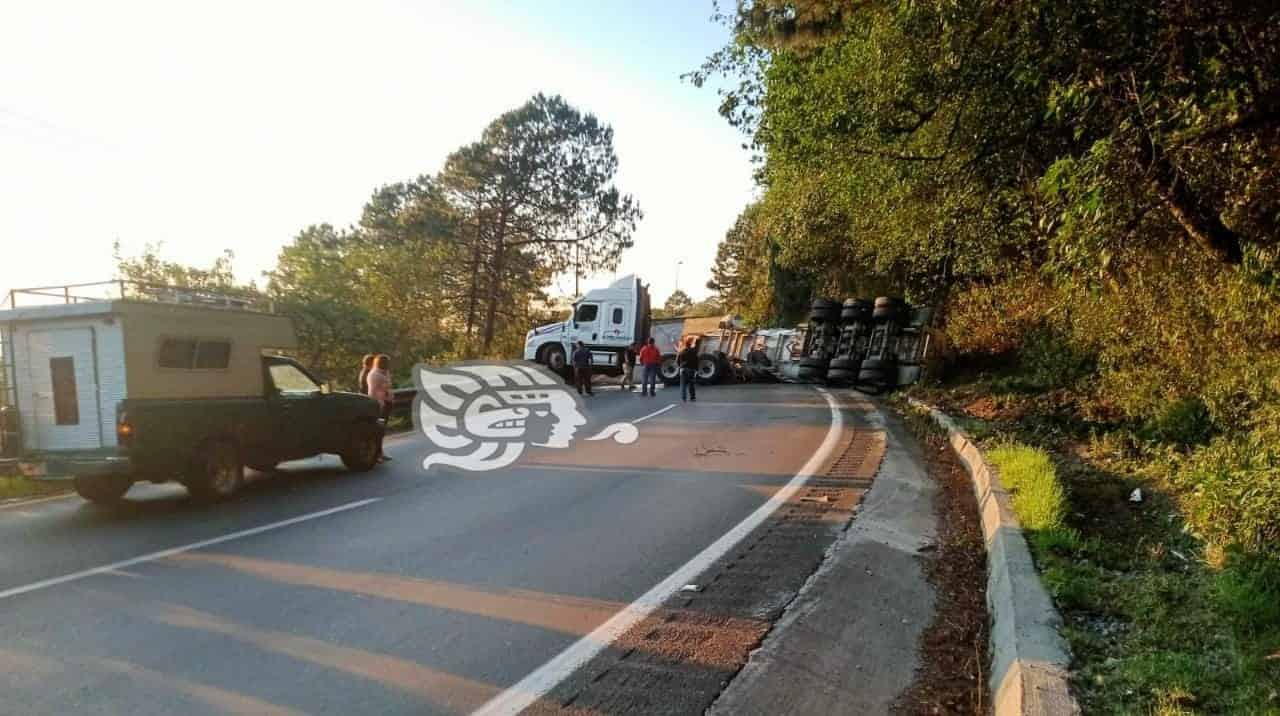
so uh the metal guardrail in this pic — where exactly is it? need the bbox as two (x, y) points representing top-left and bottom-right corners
(390, 388), (417, 420)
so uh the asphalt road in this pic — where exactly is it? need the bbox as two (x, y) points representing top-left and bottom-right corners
(0, 383), (843, 715)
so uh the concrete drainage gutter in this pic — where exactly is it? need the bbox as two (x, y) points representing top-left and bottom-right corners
(907, 398), (1080, 716)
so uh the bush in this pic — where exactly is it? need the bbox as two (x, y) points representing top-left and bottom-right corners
(1214, 553), (1280, 637)
(1173, 429), (1280, 557)
(945, 275), (1058, 359)
(987, 443), (1067, 532)
(1016, 324), (1096, 390)
(1141, 397), (1216, 447)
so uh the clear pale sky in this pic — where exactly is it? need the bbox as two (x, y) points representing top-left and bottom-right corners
(1, 1), (755, 307)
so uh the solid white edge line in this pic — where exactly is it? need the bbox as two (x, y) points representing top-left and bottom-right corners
(0, 497), (382, 602)
(471, 387), (844, 716)
(631, 403), (676, 424)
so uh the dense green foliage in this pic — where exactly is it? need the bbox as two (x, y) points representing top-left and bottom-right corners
(697, 0), (1280, 556)
(701, 1), (1280, 707)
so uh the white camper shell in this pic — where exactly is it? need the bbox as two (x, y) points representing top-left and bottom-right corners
(0, 283), (296, 458)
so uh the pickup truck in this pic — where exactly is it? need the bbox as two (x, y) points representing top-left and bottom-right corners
(0, 288), (384, 503)
(98, 355), (384, 502)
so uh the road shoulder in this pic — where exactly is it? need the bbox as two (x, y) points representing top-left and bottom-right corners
(707, 399), (940, 715)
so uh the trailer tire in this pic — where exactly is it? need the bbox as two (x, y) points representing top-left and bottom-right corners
(857, 357), (894, 390)
(187, 439), (244, 501)
(810, 298), (840, 324)
(659, 355), (680, 385)
(716, 352), (732, 380)
(872, 297), (902, 321)
(696, 354), (722, 384)
(840, 299), (872, 324)
(796, 364), (826, 382)
(826, 368), (856, 385)
(74, 475), (132, 504)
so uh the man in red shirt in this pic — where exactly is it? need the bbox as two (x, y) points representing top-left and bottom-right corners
(638, 337), (663, 397)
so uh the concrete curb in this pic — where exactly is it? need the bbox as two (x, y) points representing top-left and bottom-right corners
(906, 398), (1080, 716)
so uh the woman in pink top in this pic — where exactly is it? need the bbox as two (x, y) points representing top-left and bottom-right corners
(366, 354), (393, 462)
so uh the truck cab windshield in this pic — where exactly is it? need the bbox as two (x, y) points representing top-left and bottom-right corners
(574, 303), (598, 325)
(268, 360), (321, 396)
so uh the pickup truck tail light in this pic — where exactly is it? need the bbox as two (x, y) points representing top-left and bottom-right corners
(117, 412), (135, 446)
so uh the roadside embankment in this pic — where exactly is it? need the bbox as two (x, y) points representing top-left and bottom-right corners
(906, 398), (1079, 716)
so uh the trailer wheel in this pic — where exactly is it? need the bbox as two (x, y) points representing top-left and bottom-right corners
(872, 297), (902, 321)
(826, 368), (856, 386)
(796, 365), (826, 382)
(187, 440), (244, 501)
(696, 354), (721, 384)
(74, 475), (132, 504)
(659, 355), (680, 385)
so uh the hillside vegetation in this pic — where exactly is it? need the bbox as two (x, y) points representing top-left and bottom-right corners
(696, 1), (1280, 710)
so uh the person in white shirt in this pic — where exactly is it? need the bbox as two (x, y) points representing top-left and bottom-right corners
(366, 354), (393, 462)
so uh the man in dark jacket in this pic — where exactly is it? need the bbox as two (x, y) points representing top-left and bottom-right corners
(621, 342), (638, 391)
(676, 338), (699, 402)
(572, 341), (594, 396)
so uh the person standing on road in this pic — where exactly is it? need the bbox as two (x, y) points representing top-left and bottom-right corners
(677, 337), (699, 402)
(621, 342), (638, 392)
(572, 341), (594, 396)
(638, 337), (662, 397)
(358, 354), (375, 394)
(366, 354), (393, 462)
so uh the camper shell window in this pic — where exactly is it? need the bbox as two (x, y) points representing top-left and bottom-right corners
(50, 357), (79, 426)
(157, 338), (232, 371)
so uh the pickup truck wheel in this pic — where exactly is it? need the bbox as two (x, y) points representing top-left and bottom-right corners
(74, 475), (132, 504)
(341, 424), (382, 473)
(188, 441), (244, 501)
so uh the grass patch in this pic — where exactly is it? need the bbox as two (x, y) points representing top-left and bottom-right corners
(986, 443), (1067, 532)
(0, 475), (67, 501)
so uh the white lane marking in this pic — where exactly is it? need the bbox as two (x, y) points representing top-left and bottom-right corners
(632, 404), (676, 424)
(0, 492), (77, 510)
(472, 388), (844, 716)
(0, 498), (382, 602)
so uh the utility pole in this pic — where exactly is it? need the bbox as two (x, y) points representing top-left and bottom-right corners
(675, 260), (683, 293)
(574, 240), (580, 298)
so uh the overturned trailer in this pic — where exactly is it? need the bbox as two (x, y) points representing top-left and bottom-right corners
(660, 298), (940, 391)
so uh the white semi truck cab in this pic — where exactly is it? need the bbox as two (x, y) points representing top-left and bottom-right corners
(523, 274), (651, 376)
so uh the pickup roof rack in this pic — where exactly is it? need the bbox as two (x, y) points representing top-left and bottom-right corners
(2, 280), (270, 312)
